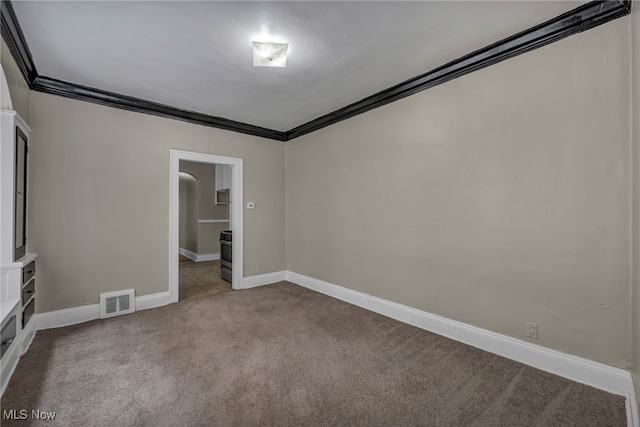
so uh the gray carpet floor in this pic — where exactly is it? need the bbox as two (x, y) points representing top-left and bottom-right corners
(0, 282), (627, 426)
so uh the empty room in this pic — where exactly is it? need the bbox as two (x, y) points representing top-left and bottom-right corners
(1, 0), (639, 426)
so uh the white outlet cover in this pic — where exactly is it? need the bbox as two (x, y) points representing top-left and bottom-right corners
(247, 202), (255, 210)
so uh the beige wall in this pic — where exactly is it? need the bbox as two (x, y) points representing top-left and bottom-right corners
(286, 19), (631, 368)
(179, 161), (229, 220)
(632, 3), (640, 408)
(29, 91), (285, 312)
(1, 39), (30, 122)
(179, 172), (198, 253)
(198, 223), (229, 254)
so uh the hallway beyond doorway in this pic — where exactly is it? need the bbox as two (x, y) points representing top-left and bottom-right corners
(179, 258), (231, 301)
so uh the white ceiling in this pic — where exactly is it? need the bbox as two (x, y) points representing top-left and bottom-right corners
(13, 1), (587, 132)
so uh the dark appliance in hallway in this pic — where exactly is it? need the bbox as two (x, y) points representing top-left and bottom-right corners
(220, 230), (232, 283)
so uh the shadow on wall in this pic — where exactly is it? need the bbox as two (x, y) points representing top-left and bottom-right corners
(178, 171), (198, 254)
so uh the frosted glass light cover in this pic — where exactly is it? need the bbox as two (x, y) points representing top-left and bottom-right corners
(252, 41), (289, 67)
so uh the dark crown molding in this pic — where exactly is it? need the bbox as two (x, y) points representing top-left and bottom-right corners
(284, 0), (631, 140)
(1, 0), (286, 141)
(1, 0), (631, 142)
(1, 0), (37, 87)
(32, 76), (287, 141)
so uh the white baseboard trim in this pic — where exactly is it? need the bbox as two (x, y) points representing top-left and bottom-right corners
(178, 247), (198, 262)
(36, 291), (171, 331)
(242, 271), (287, 289)
(179, 248), (220, 262)
(136, 292), (171, 311)
(196, 253), (220, 262)
(21, 317), (36, 355)
(285, 270), (638, 425)
(36, 304), (99, 330)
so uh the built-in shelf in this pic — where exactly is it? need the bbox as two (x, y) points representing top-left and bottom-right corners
(15, 253), (36, 266)
(198, 219), (229, 223)
(0, 298), (19, 323)
(214, 164), (232, 205)
(0, 253), (36, 322)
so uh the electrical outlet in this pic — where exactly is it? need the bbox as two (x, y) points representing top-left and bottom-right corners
(526, 322), (538, 339)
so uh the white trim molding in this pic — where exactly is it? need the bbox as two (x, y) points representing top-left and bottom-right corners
(20, 315), (36, 354)
(178, 248), (220, 263)
(37, 304), (99, 330)
(627, 380), (639, 427)
(136, 292), (170, 311)
(196, 253), (220, 262)
(0, 333), (20, 395)
(170, 150), (243, 302)
(178, 247), (198, 262)
(284, 270), (638, 425)
(241, 271), (287, 289)
(36, 291), (171, 331)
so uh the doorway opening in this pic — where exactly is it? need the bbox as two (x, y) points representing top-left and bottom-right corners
(169, 150), (243, 303)
(177, 166), (231, 301)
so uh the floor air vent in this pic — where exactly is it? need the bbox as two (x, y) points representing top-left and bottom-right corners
(100, 289), (135, 319)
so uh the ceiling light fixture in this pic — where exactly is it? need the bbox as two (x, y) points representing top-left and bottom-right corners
(252, 41), (289, 68)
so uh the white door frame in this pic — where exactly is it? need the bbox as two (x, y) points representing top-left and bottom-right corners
(169, 149), (243, 302)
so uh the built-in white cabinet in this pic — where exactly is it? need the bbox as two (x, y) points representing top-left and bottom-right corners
(215, 164), (232, 205)
(0, 107), (37, 395)
(1, 110), (31, 266)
